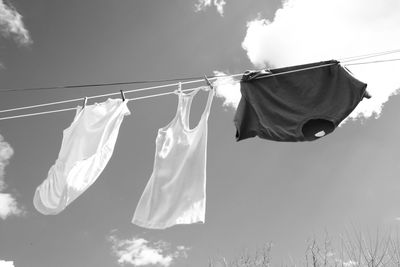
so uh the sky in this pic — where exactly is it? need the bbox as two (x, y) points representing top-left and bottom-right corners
(0, 0), (400, 266)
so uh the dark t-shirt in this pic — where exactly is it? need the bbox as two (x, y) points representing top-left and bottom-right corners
(234, 60), (368, 142)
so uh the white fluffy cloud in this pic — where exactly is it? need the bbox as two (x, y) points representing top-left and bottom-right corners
(0, 193), (22, 219)
(0, 260), (14, 267)
(0, 0), (31, 45)
(108, 234), (189, 267)
(239, 0), (400, 120)
(0, 134), (23, 220)
(213, 71), (241, 109)
(195, 0), (226, 17)
(0, 135), (13, 184)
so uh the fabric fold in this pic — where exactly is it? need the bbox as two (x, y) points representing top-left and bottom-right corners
(132, 88), (214, 229)
(34, 98), (130, 215)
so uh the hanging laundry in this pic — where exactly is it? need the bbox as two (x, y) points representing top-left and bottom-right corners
(132, 86), (214, 229)
(33, 98), (130, 215)
(234, 60), (369, 142)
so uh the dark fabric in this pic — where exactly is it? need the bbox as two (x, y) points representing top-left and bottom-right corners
(234, 60), (368, 142)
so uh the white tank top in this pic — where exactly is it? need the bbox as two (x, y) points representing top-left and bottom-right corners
(132, 87), (214, 229)
(34, 98), (130, 215)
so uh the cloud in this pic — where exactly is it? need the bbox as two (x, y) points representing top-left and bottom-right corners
(241, 0), (400, 120)
(0, 193), (22, 219)
(108, 234), (189, 267)
(0, 0), (31, 45)
(0, 260), (14, 267)
(213, 71), (241, 109)
(0, 134), (14, 184)
(195, 0), (226, 17)
(0, 133), (23, 220)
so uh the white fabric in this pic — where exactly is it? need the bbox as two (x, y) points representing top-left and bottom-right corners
(34, 98), (130, 215)
(132, 87), (214, 229)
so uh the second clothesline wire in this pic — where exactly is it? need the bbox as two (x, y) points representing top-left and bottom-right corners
(1, 53), (400, 121)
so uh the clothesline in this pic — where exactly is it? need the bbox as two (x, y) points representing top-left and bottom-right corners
(2, 48), (399, 94)
(0, 58), (397, 121)
(339, 48), (400, 62)
(0, 74), (240, 115)
(1, 63), (328, 117)
(0, 77), (204, 93)
(0, 75), (228, 114)
(0, 87), (204, 121)
(1, 48), (399, 95)
(0, 54), (399, 121)
(343, 58), (400, 66)
(0, 74), (228, 93)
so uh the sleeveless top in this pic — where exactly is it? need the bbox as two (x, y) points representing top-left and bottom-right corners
(34, 98), (130, 214)
(234, 60), (368, 142)
(132, 87), (214, 229)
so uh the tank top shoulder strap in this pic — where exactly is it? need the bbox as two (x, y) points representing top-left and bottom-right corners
(200, 87), (215, 120)
(159, 89), (195, 131)
(180, 87), (204, 127)
(160, 87), (214, 131)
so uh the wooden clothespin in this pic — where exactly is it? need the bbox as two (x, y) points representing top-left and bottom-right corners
(82, 97), (88, 108)
(178, 82), (182, 93)
(120, 90), (126, 101)
(204, 75), (214, 91)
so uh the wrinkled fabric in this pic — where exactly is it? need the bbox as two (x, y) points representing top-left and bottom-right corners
(132, 88), (214, 229)
(34, 98), (130, 215)
(234, 60), (368, 142)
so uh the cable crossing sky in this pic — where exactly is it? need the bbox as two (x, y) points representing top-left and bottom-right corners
(0, 49), (399, 121)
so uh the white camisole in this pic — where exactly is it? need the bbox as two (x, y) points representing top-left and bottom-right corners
(132, 87), (214, 229)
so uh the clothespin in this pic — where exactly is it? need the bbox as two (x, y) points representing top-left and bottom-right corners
(178, 82), (182, 93)
(204, 75), (214, 91)
(174, 82), (182, 95)
(82, 97), (88, 108)
(120, 90), (126, 101)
